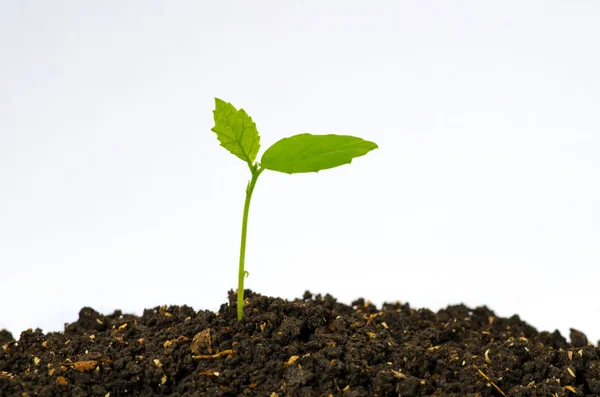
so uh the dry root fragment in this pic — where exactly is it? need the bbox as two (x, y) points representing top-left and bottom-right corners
(3, 340), (17, 351)
(56, 376), (68, 385)
(474, 365), (506, 397)
(564, 385), (577, 393)
(163, 335), (189, 349)
(199, 370), (220, 376)
(365, 313), (377, 326)
(484, 349), (492, 364)
(192, 349), (235, 359)
(390, 369), (407, 379)
(284, 356), (299, 367)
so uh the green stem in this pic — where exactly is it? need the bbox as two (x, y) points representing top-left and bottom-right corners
(237, 165), (263, 320)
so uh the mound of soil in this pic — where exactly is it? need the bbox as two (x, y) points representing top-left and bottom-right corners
(1, 290), (598, 396)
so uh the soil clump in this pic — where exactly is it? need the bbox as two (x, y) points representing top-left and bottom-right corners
(1, 291), (598, 396)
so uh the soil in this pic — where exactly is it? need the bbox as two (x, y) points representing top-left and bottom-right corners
(1, 290), (598, 397)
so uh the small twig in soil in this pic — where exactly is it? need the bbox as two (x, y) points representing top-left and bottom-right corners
(192, 349), (235, 360)
(474, 364), (506, 397)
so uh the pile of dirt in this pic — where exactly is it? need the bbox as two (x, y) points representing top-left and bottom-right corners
(1, 290), (598, 396)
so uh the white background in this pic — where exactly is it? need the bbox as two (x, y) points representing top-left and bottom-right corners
(1, 2), (599, 343)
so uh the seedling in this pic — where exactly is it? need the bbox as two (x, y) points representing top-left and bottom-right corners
(210, 98), (378, 320)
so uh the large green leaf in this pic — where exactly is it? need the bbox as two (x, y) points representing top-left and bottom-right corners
(211, 98), (260, 164)
(261, 133), (378, 174)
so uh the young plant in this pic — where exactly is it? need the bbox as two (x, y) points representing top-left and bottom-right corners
(211, 98), (378, 320)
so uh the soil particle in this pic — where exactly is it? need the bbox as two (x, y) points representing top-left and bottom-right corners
(0, 330), (13, 346)
(570, 329), (589, 348)
(1, 290), (598, 396)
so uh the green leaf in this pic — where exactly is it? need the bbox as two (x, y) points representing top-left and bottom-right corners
(261, 133), (378, 174)
(211, 98), (261, 164)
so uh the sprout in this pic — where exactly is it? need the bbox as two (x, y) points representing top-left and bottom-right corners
(210, 98), (378, 319)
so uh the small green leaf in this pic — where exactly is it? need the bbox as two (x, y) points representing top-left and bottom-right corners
(261, 133), (378, 174)
(211, 98), (261, 164)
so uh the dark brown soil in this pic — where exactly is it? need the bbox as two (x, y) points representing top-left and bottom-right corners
(1, 290), (598, 396)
